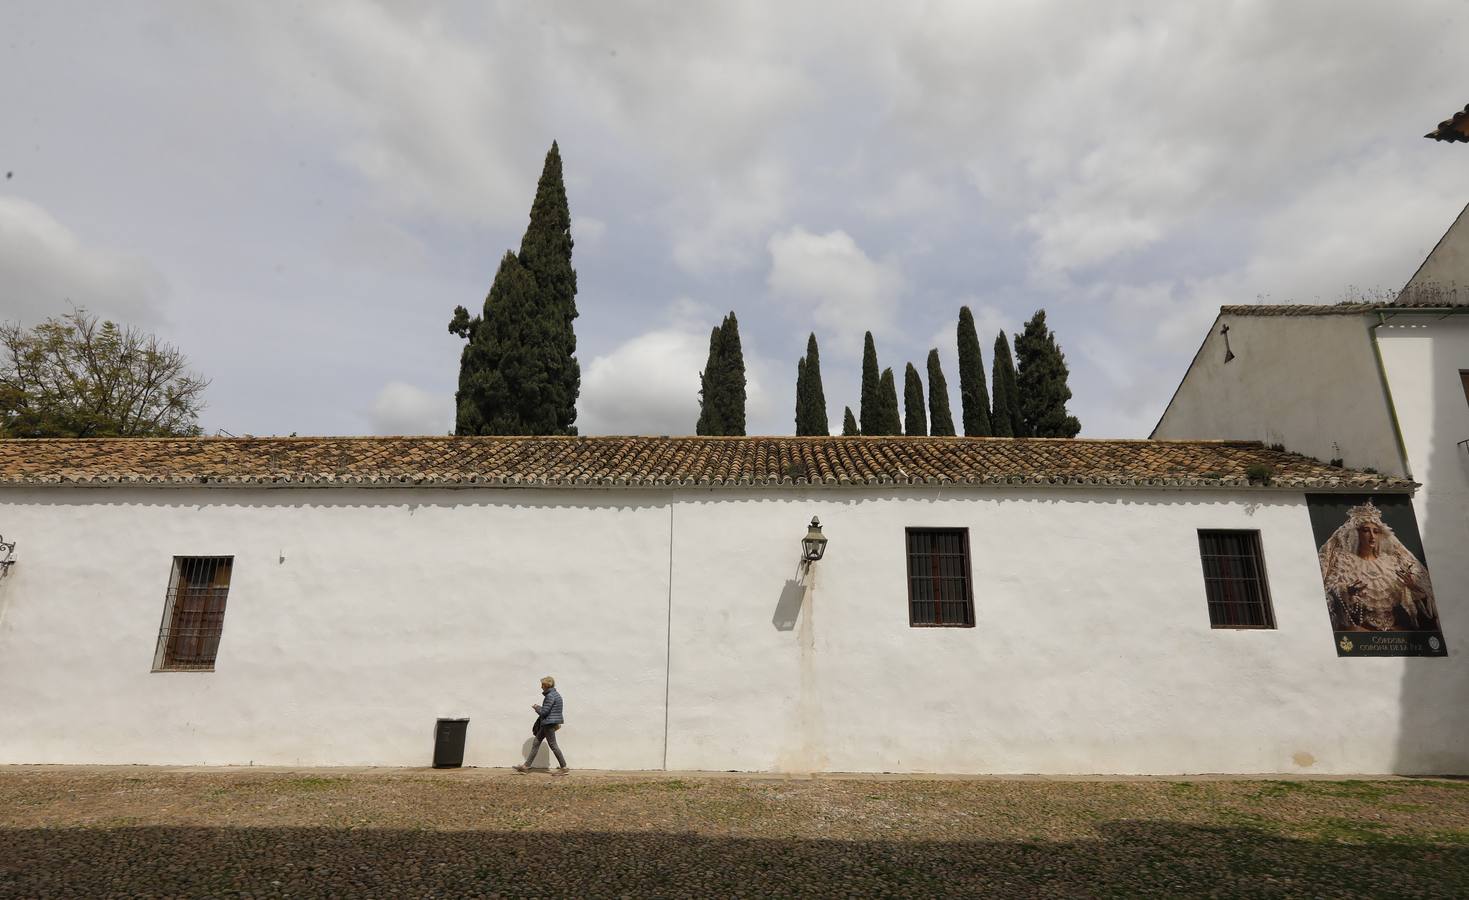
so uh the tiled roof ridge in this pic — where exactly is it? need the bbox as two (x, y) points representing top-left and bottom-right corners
(0, 434), (1265, 445)
(0, 435), (1411, 491)
(1218, 300), (1466, 316)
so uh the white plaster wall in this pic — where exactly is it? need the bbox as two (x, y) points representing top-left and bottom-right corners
(1377, 316), (1469, 774)
(0, 488), (673, 769)
(667, 489), (1465, 775)
(1152, 315), (1404, 476)
(1, 484), (1463, 774)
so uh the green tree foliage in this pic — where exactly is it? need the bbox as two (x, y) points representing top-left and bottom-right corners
(794, 333), (829, 435)
(990, 331), (1021, 437)
(859, 331), (881, 435)
(877, 367), (902, 436)
(925, 349), (956, 436)
(956, 306), (992, 436)
(903, 362), (927, 436)
(450, 142), (579, 435)
(697, 312), (747, 435)
(1015, 309), (1081, 438)
(0, 309), (209, 437)
(841, 406), (859, 436)
(453, 252), (566, 435)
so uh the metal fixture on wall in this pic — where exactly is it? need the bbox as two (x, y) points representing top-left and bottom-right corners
(0, 535), (15, 572)
(801, 517), (828, 562)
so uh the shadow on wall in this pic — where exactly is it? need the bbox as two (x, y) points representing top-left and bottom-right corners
(1395, 332), (1469, 775)
(772, 577), (804, 632)
(0, 822), (1462, 896)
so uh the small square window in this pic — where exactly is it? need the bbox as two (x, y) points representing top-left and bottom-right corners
(152, 556), (234, 671)
(905, 528), (975, 627)
(1196, 530), (1275, 629)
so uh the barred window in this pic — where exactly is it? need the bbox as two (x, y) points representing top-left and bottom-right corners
(905, 528), (975, 627)
(152, 556), (234, 671)
(1196, 530), (1275, 629)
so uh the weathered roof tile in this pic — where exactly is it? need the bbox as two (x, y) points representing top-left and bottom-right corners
(0, 435), (1409, 491)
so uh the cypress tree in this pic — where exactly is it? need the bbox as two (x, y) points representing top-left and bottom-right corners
(697, 313), (746, 436)
(842, 406), (859, 436)
(454, 252), (560, 435)
(903, 363), (927, 436)
(926, 349), (956, 436)
(800, 333), (828, 435)
(697, 325), (723, 435)
(1015, 309), (1081, 438)
(451, 141), (579, 435)
(859, 332), (882, 435)
(956, 306), (992, 436)
(794, 356), (809, 435)
(990, 331), (1021, 437)
(878, 367), (901, 436)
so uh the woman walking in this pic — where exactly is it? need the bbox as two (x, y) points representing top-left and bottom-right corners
(515, 676), (568, 775)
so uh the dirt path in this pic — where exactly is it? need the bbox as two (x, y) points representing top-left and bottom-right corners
(1, 768), (1464, 897)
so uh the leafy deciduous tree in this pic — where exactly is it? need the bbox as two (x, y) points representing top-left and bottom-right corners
(1, 308), (208, 437)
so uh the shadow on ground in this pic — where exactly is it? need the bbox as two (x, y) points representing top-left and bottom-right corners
(2, 820), (1464, 898)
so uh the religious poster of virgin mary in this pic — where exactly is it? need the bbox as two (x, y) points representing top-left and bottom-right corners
(1307, 494), (1447, 657)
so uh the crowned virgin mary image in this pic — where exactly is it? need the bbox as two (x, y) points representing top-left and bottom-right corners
(1319, 500), (1440, 632)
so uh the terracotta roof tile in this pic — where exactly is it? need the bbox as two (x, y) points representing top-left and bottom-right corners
(0, 436), (1409, 491)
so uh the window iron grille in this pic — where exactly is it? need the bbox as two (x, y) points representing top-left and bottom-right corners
(152, 556), (234, 671)
(905, 528), (975, 627)
(1197, 530), (1275, 629)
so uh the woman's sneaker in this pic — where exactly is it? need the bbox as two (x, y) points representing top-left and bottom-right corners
(553, 767), (570, 777)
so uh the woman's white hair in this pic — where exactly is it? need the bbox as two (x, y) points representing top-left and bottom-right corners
(540, 675), (555, 688)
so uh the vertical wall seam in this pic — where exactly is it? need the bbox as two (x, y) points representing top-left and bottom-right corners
(662, 499), (674, 771)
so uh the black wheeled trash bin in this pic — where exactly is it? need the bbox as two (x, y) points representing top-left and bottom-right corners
(433, 717), (469, 768)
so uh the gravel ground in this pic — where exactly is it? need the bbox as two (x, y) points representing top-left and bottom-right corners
(0, 767), (1465, 898)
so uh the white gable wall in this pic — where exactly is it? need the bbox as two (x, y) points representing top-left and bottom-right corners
(2, 484), (1462, 775)
(1152, 314), (1404, 476)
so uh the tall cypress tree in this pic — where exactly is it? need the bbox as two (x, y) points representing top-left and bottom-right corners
(800, 333), (828, 435)
(451, 141), (579, 434)
(1015, 309), (1081, 438)
(453, 252), (558, 434)
(990, 331), (1021, 437)
(697, 325), (723, 435)
(516, 141), (579, 433)
(926, 349), (956, 436)
(842, 406), (859, 436)
(859, 332), (882, 435)
(697, 312), (747, 436)
(903, 363), (927, 436)
(878, 367), (901, 436)
(956, 306), (992, 436)
(794, 356), (809, 435)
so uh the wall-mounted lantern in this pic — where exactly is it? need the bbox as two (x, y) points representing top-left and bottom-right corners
(801, 517), (828, 562)
(0, 535), (14, 573)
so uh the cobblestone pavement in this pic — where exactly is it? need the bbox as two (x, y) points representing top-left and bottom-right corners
(1, 767), (1465, 898)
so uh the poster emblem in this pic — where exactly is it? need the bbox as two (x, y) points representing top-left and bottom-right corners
(1308, 494), (1447, 657)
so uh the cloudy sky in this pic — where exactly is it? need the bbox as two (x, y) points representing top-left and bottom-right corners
(3, 2), (1467, 438)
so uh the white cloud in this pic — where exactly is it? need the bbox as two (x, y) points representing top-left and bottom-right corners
(670, 162), (789, 274)
(767, 227), (905, 352)
(368, 381), (450, 435)
(578, 312), (780, 435)
(0, 197), (168, 327)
